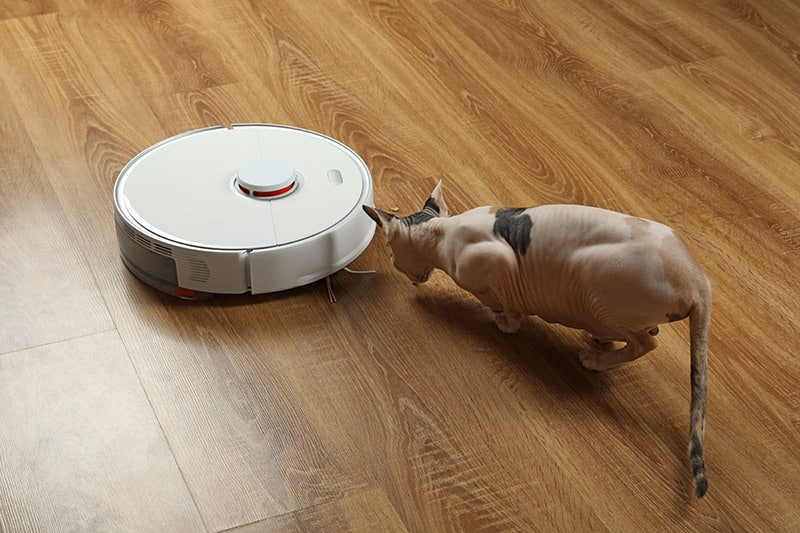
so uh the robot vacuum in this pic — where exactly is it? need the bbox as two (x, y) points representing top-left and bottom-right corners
(114, 124), (375, 299)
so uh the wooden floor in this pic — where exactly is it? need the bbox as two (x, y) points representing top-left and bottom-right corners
(2, 0), (799, 530)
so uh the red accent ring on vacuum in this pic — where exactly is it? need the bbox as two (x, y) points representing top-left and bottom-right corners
(252, 181), (296, 197)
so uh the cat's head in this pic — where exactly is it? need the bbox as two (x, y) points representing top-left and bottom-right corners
(362, 181), (449, 284)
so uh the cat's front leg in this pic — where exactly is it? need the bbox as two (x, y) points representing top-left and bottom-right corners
(493, 309), (522, 333)
(471, 288), (521, 333)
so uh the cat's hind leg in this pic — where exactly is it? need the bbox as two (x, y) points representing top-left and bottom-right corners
(582, 331), (615, 352)
(580, 329), (658, 371)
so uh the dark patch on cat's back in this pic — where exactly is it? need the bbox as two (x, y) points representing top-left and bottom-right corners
(493, 208), (533, 255)
(402, 197), (440, 226)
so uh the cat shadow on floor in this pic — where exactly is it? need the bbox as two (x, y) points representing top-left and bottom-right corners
(407, 281), (613, 400)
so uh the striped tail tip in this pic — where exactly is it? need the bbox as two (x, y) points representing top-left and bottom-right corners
(694, 473), (708, 498)
(690, 435), (708, 498)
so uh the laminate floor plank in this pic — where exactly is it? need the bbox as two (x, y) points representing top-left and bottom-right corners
(0, 332), (204, 532)
(0, 76), (112, 355)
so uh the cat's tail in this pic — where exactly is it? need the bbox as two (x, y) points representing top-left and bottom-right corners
(688, 276), (712, 498)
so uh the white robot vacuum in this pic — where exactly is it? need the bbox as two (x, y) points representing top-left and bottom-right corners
(114, 124), (375, 299)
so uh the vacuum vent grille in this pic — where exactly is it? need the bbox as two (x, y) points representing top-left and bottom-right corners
(122, 221), (173, 257)
(121, 220), (212, 286)
(153, 243), (173, 256)
(186, 257), (211, 283)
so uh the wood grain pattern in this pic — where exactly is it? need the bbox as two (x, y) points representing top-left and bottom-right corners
(1, 0), (799, 531)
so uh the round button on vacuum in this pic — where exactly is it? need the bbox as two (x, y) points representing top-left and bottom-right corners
(236, 159), (298, 199)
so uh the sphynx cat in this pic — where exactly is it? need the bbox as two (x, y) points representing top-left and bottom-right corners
(363, 181), (711, 498)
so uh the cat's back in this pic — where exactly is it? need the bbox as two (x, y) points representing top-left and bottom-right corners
(528, 204), (673, 247)
(455, 204), (673, 254)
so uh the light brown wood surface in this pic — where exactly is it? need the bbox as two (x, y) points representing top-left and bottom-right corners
(1, 0), (799, 531)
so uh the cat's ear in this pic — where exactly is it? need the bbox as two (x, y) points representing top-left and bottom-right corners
(429, 180), (449, 217)
(362, 205), (395, 232)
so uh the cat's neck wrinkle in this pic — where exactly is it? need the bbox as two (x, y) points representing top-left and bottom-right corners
(410, 218), (451, 273)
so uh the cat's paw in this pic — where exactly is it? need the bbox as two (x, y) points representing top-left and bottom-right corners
(579, 349), (612, 372)
(493, 311), (521, 333)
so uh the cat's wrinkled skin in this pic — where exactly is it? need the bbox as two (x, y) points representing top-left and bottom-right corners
(363, 181), (711, 498)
